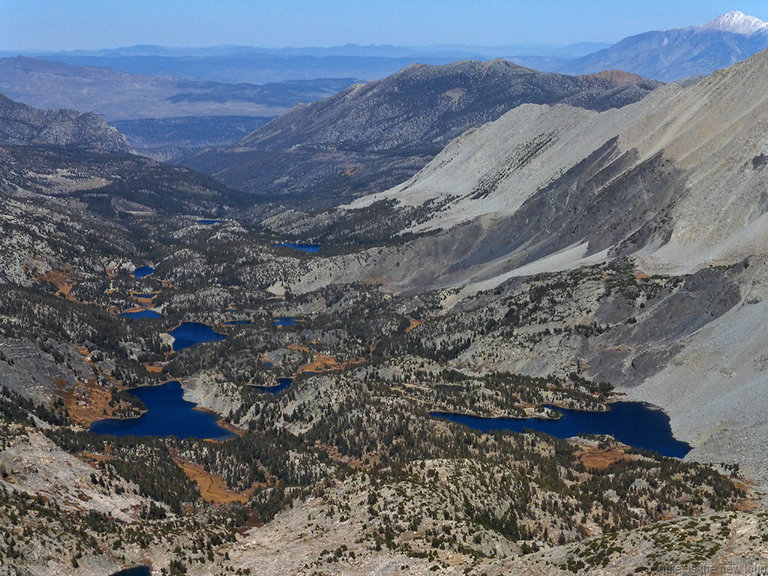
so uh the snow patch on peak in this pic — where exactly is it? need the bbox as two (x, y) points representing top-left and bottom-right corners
(702, 11), (768, 35)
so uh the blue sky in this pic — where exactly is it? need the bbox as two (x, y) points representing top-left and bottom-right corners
(3, 1), (768, 50)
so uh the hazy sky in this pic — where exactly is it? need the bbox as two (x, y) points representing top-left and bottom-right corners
(3, 1), (768, 51)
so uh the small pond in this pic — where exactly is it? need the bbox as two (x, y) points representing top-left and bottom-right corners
(121, 309), (162, 320)
(274, 242), (320, 253)
(132, 265), (154, 278)
(110, 566), (152, 576)
(170, 322), (227, 351)
(273, 316), (297, 327)
(257, 377), (293, 395)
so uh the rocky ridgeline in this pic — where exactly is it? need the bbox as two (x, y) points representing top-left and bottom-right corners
(0, 92), (131, 153)
(238, 60), (658, 152)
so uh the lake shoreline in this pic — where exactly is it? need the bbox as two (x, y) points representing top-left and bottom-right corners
(432, 400), (691, 459)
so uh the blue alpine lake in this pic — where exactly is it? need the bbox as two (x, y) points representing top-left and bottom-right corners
(273, 316), (297, 327)
(432, 402), (690, 458)
(198, 219), (225, 225)
(274, 242), (320, 253)
(121, 309), (162, 319)
(110, 567), (152, 576)
(90, 381), (235, 440)
(132, 265), (154, 278)
(170, 322), (227, 351)
(257, 377), (293, 395)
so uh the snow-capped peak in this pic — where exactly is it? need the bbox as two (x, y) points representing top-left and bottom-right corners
(702, 11), (768, 35)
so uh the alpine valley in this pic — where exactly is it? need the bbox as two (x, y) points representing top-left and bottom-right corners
(3, 11), (768, 576)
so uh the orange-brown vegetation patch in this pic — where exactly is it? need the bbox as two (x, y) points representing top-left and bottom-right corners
(41, 268), (76, 300)
(735, 496), (760, 512)
(56, 379), (135, 427)
(634, 271), (651, 280)
(144, 363), (164, 374)
(299, 354), (364, 374)
(173, 457), (254, 505)
(577, 445), (630, 471)
(405, 317), (424, 333)
(732, 478), (760, 511)
(214, 418), (247, 438)
(288, 344), (311, 353)
(78, 452), (114, 465)
(122, 306), (149, 314)
(131, 291), (159, 306)
(132, 291), (159, 298)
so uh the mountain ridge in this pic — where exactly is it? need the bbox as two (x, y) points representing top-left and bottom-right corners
(182, 59), (660, 207)
(344, 47), (768, 280)
(557, 12), (768, 81)
(0, 92), (131, 153)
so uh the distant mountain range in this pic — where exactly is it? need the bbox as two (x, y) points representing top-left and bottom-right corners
(0, 42), (609, 84)
(0, 57), (356, 121)
(5, 12), (768, 85)
(553, 11), (768, 81)
(0, 57), (354, 158)
(2, 10), (767, 164)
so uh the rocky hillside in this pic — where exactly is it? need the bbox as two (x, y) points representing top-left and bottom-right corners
(182, 59), (660, 207)
(0, 92), (131, 153)
(342, 48), (768, 281)
(278, 48), (768, 486)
